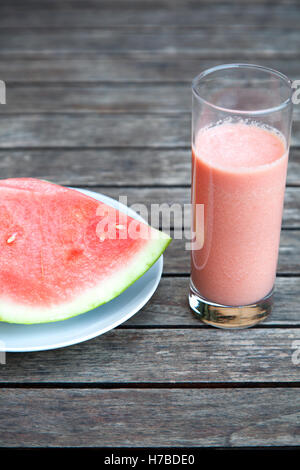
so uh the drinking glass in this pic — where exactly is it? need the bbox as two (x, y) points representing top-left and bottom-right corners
(189, 64), (293, 328)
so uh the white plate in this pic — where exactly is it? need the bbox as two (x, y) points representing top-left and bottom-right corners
(0, 188), (163, 352)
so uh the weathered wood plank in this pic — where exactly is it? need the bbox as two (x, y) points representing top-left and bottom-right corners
(5, 84), (300, 115)
(4, 84), (192, 113)
(1, 58), (298, 83)
(126, 276), (300, 326)
(282, 188), (300, 226)
(1, 114), (300, 147)
(0, 388), (299, 447)
(0, 148), (299, 186)
(1, 2), (300, 28)
(0, 114), (189, 148)
(0, 28), (299, 58)
(1, 328), (300, 383)
(0, 148), (299, 223)
(98, 187), (300, 229)
(1, 0), (298, 5)
(164, 231), (300, 274)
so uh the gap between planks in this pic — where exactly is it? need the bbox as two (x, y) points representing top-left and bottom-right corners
(0, 382), (300, 390)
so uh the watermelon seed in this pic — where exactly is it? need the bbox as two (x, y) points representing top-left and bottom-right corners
(7, 232), (17, 244)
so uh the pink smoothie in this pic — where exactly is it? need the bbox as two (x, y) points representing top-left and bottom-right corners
(191, 121), (288, 306)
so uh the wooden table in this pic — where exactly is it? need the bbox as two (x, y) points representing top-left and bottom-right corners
(0, 0), (299, 449)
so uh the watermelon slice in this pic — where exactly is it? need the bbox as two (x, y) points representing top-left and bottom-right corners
(0, 178), (171, 324)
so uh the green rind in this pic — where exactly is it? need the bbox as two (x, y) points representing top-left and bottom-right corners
(0, 229), (171, 324)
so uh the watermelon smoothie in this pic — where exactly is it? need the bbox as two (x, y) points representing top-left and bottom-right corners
(191, 120), (288, 307)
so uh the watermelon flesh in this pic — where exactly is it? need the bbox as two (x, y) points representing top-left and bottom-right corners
(0, 178), (171, 324)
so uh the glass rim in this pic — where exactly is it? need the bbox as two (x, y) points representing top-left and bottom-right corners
(192, 63), (293, 116)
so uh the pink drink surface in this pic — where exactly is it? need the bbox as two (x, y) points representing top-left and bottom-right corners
(191, 121), (288, 306)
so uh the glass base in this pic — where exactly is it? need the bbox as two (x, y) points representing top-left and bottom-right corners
(189, 281), (273, 329)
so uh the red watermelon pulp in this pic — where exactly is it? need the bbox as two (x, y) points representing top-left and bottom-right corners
(0, 178), (171, 323)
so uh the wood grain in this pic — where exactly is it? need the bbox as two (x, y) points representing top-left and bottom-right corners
(1, 328), (300, 383)
(90, 187), (300, 230)
(1, 58), (299, 83)
(4, 84), (300, 115)
(0, 28), (299, 58)
(125, 276), (300, 326)
(0, 114), (189, 148)
(1, 1), (300, 28)
(0, 388), (299, 447)
(0, 84), (196, 113)
(0, 148), (299, 186)
(1, 114), (300, 147)
(92, 187), (300, 229)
